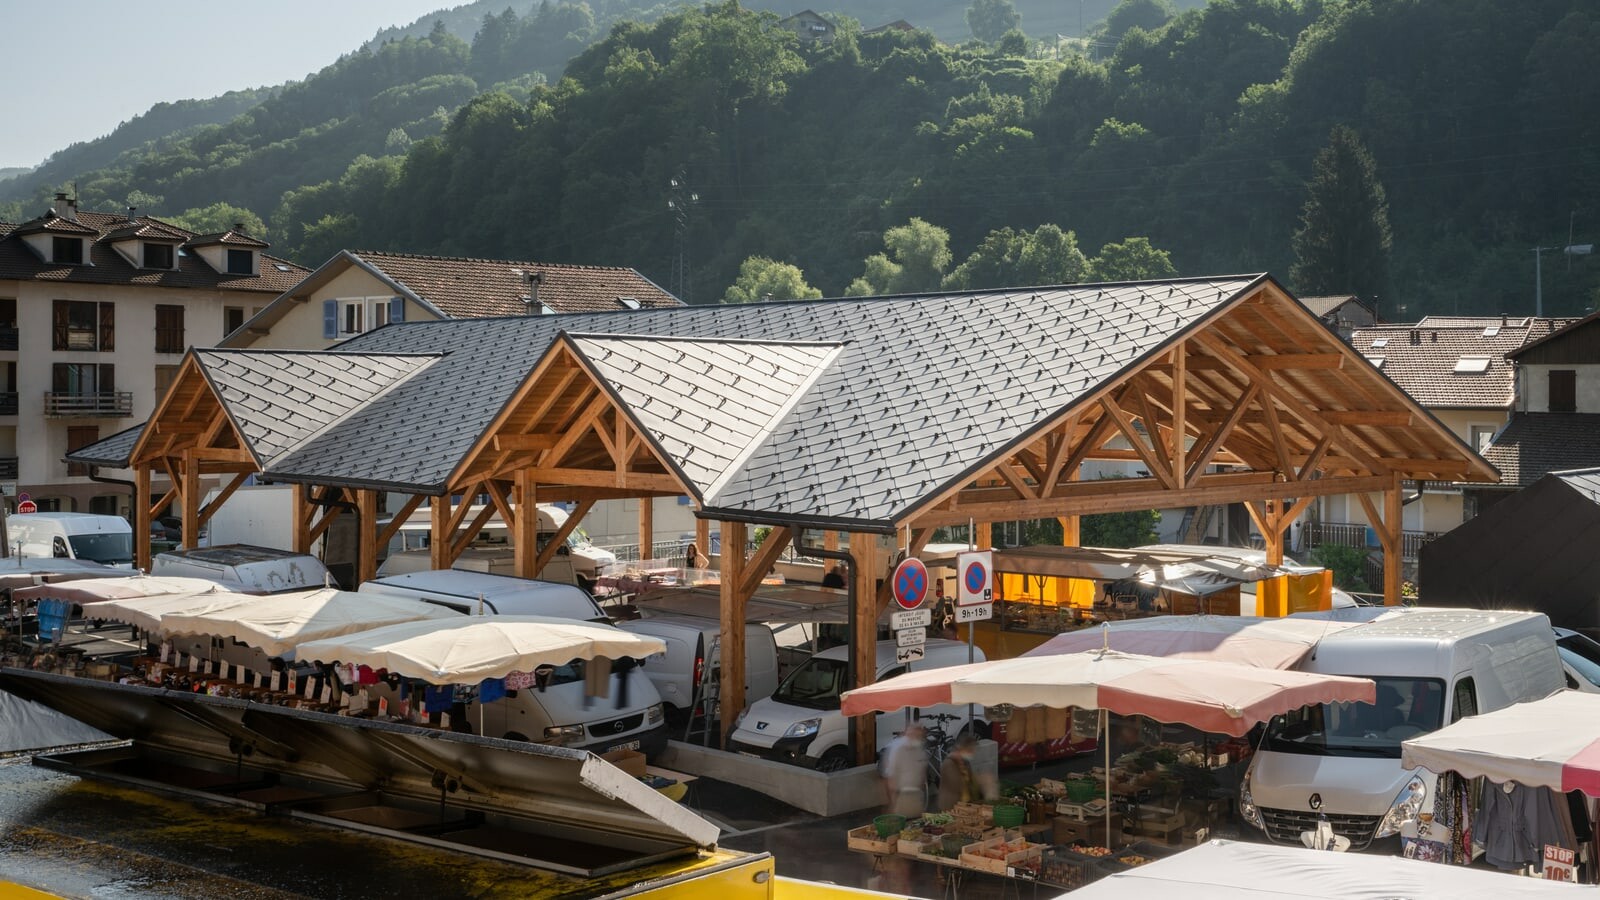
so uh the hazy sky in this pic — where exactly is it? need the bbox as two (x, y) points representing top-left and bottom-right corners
(1, 1), (451, 170)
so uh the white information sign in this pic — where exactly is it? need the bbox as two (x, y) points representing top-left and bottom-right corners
(891, 608), (933, 630)
(956, 550), (994, 606)
(895, 627), (927, 649)
(895, 646), (926, 664)
(954, 602), (994, 623)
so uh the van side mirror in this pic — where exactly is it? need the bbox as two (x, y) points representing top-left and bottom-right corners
(534, 665), (554, 692)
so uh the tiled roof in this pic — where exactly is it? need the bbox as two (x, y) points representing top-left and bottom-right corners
(1349, 317), (1570, 408)
(1479, 413), (1600, 489)
(193, 350), (441, 467)
(101, 220), (190, 243)
(0, 211), (307, 293)
(261, 277), (1261, 524)
(568, 335), (843, 500)
(1554, 468), (1600, 504)
(13, 213), (98, 237)
(187, 229), (270, 249)
(350, 250), (682, 318)
(67, 423), (145, 467)
(1299, 295), (1360, 317)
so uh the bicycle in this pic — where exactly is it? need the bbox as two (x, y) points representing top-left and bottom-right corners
(920, 712), (962, 789)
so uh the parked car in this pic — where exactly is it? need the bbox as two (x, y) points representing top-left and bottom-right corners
(726, 639), (985, 771)
(1554, 627), (1600, 693)
(615, 615), (780, 718)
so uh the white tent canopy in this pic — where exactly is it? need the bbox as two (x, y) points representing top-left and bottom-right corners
(294, 616), (667, 685)
(14, 575), (237, 606)
(1402, 690), (1600, 796)
(1065, 839), (1590, 899)
(91, 587), (256, 634)
(1025, 615), (1365, 670)
(157, 588), (461, 659)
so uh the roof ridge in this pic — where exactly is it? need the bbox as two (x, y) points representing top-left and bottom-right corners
(565, 331), (845, 349)
(352, 249), (643, 273)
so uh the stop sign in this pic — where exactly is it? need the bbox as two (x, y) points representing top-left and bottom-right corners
(16, 500), (36, 514)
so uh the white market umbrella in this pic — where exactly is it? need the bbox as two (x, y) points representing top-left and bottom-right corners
(294, 616), (667, 685)
(1402, 690), (1600, 796)
(93, 586), (258, 634)
(157, 588), (461, 659)
(13, 575), (237, 606)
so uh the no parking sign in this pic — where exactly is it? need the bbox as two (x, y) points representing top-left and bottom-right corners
(891, 557), (930, 610)
(956, 550), (993, 606)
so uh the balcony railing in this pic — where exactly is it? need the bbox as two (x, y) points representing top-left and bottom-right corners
(43, 391), (133, 417)
(0, 328), (16, 351)
(0, 457), (15, 479)
(0, 392), (15, 416)
(1303, 521), (1441, 561)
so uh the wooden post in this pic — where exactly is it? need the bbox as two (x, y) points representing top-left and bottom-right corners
(514, 470), (537, 579)
(135, 465), (151, 571)
(292, 485), (312, 555)
(823, 530), (839, 553)
(639, 497), (654, 562)
(180, 450), (199, 550)
(694, 517), (710, 568)
(976, 521), (993, 550)
(1384, 474), (1403, 606)
(356, 489), (378, 586)
(430, 495), (452, 571)
(1262, 500), (1285, 567)
(849, 531), (879, 766)
(719, 520), (747, 746)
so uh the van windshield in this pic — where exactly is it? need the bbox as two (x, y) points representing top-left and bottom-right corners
(771, 657), (846, 711)
(68, 532), (133, 565)
(1263, 676), (1444, 759)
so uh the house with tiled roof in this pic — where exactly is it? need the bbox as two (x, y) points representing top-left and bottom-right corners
(219, 249), (681, 350)
(0, 192), (309, 515)
(1299, 294), (1377, 340)
(1474, 311), (1600, 511)
(1298, 315), (1570, 568)
(779, 9), (835, 43)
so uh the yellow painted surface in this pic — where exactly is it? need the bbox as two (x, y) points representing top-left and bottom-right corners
(775, 877), (918, 898)
(624, 852), (774, 898)
(0, 883), (61, 900)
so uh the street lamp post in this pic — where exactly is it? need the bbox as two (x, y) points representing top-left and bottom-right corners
(1533, 243), (1594, 317)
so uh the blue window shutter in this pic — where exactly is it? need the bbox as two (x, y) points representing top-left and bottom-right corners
(390, 296), (405, 323)
(323, 300), (338, 339)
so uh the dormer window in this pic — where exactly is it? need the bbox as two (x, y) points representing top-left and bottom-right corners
(52, 236), (83, 265)
(619, 297), (642, 310)
(226, 249), (254, 275)
(144, 243), (174, 269)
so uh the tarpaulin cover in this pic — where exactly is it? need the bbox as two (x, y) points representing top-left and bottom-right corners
(1403, 690), (1600, 796)
(1025, 615), (1365, 670)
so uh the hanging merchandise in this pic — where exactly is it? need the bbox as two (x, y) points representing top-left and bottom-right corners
(478, 677), (507, 705)
(1478, 781), (1578, 871)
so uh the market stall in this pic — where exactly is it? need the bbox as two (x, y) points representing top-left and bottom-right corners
(840, 646), (1374, 891)
(1402, 691), (1600, 880)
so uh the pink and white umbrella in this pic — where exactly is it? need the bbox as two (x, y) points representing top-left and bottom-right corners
(1403, 690), (1600, 796)
(1024, 615), (1366, 671)
(840, 648), (1375, 736)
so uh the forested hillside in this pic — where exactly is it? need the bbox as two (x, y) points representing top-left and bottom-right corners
(6, 0), (1598, 317)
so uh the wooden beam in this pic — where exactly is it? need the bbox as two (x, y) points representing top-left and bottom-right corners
(520, 467), (685, 493)
(445, 483), (479, 536)
(357, 490), (379, 587)
(1130, 384), (1173, 478)
(1321, 410), (1414, 427)
(491, 433), (559, 451)
(135, 465), (152, 571)
(542, 393), (608, 467)
(514, 469), (538, 578)
(1042, 415), (1080, 489)
(430, 494), (452, 570)
(376, 494), (427, 552)
(849, 531), (878, 766)
(152, 421), (205, 436)
(483, 479), (516, 533)
(1250, 353), (1345, 371)
(450, 501), (499, 561)
(1259, 397), (1297, 477)
(307, 489), (345, 545)
(1354, 492), (1396, 555)
(1171, 343), (1187, 488)
(976, 521), (992, 550)
(1100, 393), (1176, 489)
(638, 496), (654, 563)
(292, 484), (313, 555)
(1185, 384), (1259, 484)
(180, 449), (200, 550)
(197, 471), (251, 529)
(149, 484), (179, 522)
(739, 525), (794, 600)
(1384, 472), (1403, 606)
(720, 520), (748, 746)
(534, 498), (594, 574)
(1298, 434), (1333, 481)
(993, 461), (1036, 500)
(695, 516), (712, 567)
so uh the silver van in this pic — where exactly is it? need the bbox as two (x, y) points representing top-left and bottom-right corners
(152, 544), (332, 593)
(359, 569), (605, 621)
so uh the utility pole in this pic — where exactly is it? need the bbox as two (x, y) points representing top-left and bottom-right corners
(668, 169), (698, 303)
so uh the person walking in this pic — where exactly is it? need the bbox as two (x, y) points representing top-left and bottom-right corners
(937, 733), (978, 811)
(883, 723), (929, 818)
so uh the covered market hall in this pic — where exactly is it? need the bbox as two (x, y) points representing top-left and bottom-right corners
(70, 273), (1496, 763)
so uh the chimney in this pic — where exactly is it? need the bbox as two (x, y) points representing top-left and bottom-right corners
(232, 222), (245, 233)
(52, 192), (78, 221)
(524, 271), (543, 315)
(1502, 313), (1508, 326)
(1409, 329), (1420, 345)
(127, 206), (137, 223)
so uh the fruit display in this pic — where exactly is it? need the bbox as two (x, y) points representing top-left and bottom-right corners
(1116, 852), (1156, 867)
(1039, 852), (1100, 889)
(1069, 845), (1114, 858)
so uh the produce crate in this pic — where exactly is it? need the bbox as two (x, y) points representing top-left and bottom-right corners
(1038, 848), (1107, 890)
(897, 831), (938, 858)
(846, 824), (896, 854)
(959, 837), (1046, 875)
(1036, 777), (1068, 798)
(1100, 839), (1174, 871)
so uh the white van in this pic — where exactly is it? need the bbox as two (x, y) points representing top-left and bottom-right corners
(378, 504), (616, 580)
(7, 512), (134, 567)
(615, 615), (781, 715)
(151, 544), (332, 592)
(727, 639), (985, 772)
(359, 569), (604, 621)
(1240, 609), (1564, 851)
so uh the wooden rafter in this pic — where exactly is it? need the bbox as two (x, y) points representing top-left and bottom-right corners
(197, 471), (251, 528)
(533, 498), (595, 574)
(376, 494), (427, 551)
(739, 525), (795, 599)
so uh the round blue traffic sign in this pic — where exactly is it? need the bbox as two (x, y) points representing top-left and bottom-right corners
(892, 557), (930, 610)
(964, 561), (987, 595)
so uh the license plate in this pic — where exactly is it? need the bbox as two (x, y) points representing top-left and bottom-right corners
(607, 740), (640, 753)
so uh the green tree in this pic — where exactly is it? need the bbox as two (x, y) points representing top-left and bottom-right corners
(944, 224), (1087, 290)
(168, 202), (266, 237)
(996, 29), (1030, 57)
(1086, 237), (1177, 282)
(1021, 511), (1159, 548)
(1289, 125), (1393, 305)
(723, 256), (823, 304)
(967, 0), (1022, 44)
(847, 218), (952, 295)
(1103, 0), (1176, 45)
(1308, 543), (1370, 593)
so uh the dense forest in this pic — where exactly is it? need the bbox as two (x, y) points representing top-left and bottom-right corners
(4, 0), (1597, 317)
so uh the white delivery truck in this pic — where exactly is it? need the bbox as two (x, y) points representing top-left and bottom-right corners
(359, 569), (605, 620)
(727, 639), (984, 772)
(615, 614), (781, 717)
(200, 484), (294, 549)
(152, 545), (335, 593)
(1240, 609), (1565, 851)
(7, 512), (134, 567)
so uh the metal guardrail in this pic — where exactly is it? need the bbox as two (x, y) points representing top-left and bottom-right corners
(0, 457), (14, 479)
(0, 392), (15, 416)
(43, 391), (133, 417)
(0, 328), (15, 351)
(1304, 522), (1438, 562)
(595, 538), (824, 567)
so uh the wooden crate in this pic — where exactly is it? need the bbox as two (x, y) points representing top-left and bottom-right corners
(960, 837), (1046, 875)
(897, 831), (937, 858)
(846, 825), (896, 854)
